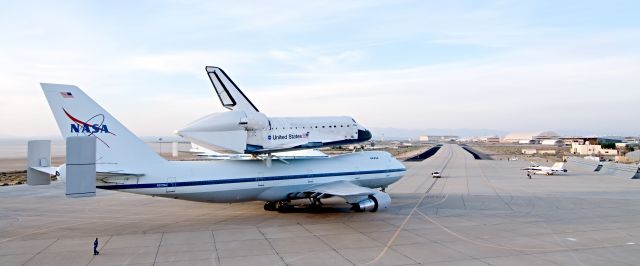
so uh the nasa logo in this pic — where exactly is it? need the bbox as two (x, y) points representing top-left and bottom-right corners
(63, 108), (116, 147)
(70, 124), (110, 134)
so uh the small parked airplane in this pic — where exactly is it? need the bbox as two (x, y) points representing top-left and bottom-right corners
(40, 83), (405, 212)
(521, 162), (568, 175)
(176, 66), (372, 155)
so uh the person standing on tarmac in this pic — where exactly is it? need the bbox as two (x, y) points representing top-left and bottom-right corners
(93, 238), (100, 255)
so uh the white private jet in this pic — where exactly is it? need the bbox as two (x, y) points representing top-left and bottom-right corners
(521, 162), (568, 175)
(41, 83), (405, 212)
(176, 66), (372, 155)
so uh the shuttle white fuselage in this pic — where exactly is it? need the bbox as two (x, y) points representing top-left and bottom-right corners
(176, 67), (372, 154)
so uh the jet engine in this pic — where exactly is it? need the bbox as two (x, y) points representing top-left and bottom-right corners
(351, 191), (391, 212)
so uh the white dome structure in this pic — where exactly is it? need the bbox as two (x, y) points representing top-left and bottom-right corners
(502, 131), (560, 143)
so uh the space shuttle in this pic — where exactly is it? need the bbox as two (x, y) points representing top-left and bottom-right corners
(176, 66), (372, 154)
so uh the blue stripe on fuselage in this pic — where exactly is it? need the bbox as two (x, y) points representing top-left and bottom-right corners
(96, 168), (406, 190)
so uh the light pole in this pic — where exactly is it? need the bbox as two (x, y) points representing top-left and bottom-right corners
(158, 137), (163, 156)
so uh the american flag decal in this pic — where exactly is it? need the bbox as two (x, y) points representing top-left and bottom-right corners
(60, 92), (73, 98)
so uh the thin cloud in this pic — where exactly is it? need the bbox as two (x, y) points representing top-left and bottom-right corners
(1, 1), (639, 137)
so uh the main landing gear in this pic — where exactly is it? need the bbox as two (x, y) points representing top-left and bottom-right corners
(264, 198), (323, 212)
(264, 201), (294, 212)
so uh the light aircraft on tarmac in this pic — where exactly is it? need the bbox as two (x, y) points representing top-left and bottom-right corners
(521, 162), (568, 175)
(176, 66), (372, 155)
(40, 83), (406, 212)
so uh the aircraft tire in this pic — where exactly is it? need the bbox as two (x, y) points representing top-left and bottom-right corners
(276, 201), (293, 213)
(264, 201), (277, 211)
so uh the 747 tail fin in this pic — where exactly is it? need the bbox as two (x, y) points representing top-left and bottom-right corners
(41, 83), (165, 171)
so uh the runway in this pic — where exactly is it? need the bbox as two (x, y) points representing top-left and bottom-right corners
(1, 144), (640, 265)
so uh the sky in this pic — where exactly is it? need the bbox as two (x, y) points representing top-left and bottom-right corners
(1, 0), (639, 138)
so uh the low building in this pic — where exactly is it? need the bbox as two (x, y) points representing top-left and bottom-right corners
(419, 135), (459, 142)
(541, 139), (563, 146)
(624, 136), (639, 143)
(571, 143), (618, 156)
(522, 148), (537, 155)
(560, 137), (585, 145)
(616, 143), (629, 149)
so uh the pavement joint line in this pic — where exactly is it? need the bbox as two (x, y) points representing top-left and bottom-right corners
(415, 209), (631, 252)
(211, 230), (221, 266)
(258, 226), (287, 265)
(299, 222), (356, 265)
(477, 159), (515, 212)
(0, 220), (90, 244)
(21, 237), (59, 266)
(362, 145), (453, 265)
(152, 232), (164, 265)
(361, 145), (452, 265)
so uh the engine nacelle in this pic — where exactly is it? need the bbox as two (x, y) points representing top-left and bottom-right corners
(352, 191), (391, 212)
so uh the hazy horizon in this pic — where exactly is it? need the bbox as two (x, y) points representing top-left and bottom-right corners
(0, 127), (635, 141)
(1, 1), (639, 138)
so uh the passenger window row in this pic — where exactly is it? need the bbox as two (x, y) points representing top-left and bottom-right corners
(270, 125), (352, 130)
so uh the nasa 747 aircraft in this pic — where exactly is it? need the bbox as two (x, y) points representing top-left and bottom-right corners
(41, 83), (406, 212)
(176, 66), (372, 155)
(521, 162), (568, 175)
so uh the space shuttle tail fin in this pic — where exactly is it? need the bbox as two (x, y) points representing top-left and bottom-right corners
(206, 66), (260, 113)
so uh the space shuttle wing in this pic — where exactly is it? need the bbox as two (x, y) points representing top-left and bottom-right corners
(304, 180), (377, 198)
(206, 66), (260, 112)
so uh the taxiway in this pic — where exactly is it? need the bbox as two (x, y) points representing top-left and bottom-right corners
(1, 144), (639, 265)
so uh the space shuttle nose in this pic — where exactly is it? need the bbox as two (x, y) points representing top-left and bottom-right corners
(357, 129), (372, 141)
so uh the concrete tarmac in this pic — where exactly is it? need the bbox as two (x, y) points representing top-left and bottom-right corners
(1, 144), (640, 265)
